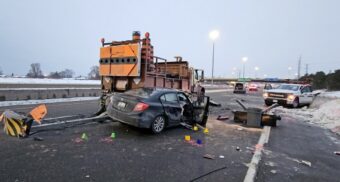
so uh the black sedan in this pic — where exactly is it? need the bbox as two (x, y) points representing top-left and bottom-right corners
(106, 88), (209, 133)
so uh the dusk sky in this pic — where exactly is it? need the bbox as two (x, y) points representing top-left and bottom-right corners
(0, 0), (339, 78)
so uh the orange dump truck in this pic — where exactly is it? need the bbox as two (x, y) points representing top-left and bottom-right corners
(99, 31), (203, 92)
(97, 31), (205, 112)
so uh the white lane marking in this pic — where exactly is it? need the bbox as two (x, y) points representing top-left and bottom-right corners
(206, 89), (232, 93)
(244, 126), (271, 182)
(0, 97), (99, 107)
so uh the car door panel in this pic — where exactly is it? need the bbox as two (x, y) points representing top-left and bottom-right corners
(160, 93), (182, 126)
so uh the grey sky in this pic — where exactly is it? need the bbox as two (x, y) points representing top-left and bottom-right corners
(0, 0), (339, 78)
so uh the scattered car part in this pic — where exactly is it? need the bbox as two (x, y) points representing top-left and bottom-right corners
(232, 99), (281, 127)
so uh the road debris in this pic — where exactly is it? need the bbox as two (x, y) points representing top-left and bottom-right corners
(270, 170), (277, 174)
(196, 139), (202, 145)
(237, 127), (243, 131)
(193, 126), (198, 131)
(81, 133), (88, 140)
(203, 154), (215, 159)
(334, 151), (340, 155)
(236, 146), (240, 151)
(33, 137), (44, 141)
(219, 155), (225, 159)
(217, 115), (229, 120)
(203, 128), (209, 134)
(99, 137), (113, 143)
(301, 160), (312, 167)
(185, 135), (191, 141)
(111, 132), (116, 139)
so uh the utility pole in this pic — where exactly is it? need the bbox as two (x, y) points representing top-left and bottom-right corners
(305, 64), (309, 75)
(297, 55), (301, 79)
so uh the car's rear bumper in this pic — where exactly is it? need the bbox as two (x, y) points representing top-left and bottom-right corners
(106, 103), (151, 129)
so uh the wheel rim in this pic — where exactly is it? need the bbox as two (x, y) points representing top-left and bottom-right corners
(293, 100), (298, 108)
(153, 117), (165, 132)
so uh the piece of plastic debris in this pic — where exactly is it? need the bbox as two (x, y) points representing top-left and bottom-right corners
(203, 128), (209, 134)
(334, 151), (340, 155)
(196, 139), (202, 145)
(73, 138), (83, 143)
(33, 137), (44, 141)
(81, 133), (88, 140)
(99, 137), (113, 143)
(193, 126), (198, 131)
(219, 155), (225, 159)
(217, 115), (229, 120)
(111, 132), (116, 139)
(270, 170), (277, 174)
(203, 154), (215, 159)
(85, 175), (90, 178)
(301, 160), (312, 167)
(237, 128), (243, 131)
(185, 135), (191, 141)
(236, 146), (240, 151)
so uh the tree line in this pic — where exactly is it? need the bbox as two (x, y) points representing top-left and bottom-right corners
(24, 63), (100, 80)
(300, 69), (340, 91)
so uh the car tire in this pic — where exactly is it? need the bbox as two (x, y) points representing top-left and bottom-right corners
(292, 97), (299, 108)
(265, 100), (273, 106)
(151, 115), (166, 134)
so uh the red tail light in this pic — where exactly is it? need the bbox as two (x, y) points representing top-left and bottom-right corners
(133, 102), (149, 112)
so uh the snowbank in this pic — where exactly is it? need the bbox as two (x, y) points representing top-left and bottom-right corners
(0, 78), (100, 85)
(274, 98), (340, 135)
(319, 91), (340, 99)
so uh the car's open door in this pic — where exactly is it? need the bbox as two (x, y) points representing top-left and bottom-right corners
(192, 96), (210, 126)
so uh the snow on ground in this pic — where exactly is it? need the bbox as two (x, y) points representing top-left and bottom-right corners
(0, 97), (99, 107)
(319, 91), (340, 98)
(274, 97), (340, 135)
(0, 78), (100, 85)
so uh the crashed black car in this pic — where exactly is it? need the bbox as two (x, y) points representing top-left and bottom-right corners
(106, 88), (209, 133)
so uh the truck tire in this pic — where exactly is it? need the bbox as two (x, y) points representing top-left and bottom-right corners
(265, 100), (273, 106)
(151, 115), (166, 134)
(292, 97), (299, 108)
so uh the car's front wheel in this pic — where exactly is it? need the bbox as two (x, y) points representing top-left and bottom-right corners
(151, 115), (166, 134)
(265, 100), (273, 106)
(292, 97), (299, 108)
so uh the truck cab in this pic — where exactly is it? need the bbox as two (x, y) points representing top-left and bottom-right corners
(263, 84), (314, 108)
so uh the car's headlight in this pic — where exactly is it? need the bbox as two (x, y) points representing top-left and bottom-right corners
(287, 94), (295, 101)
(263, 93), (268, 98)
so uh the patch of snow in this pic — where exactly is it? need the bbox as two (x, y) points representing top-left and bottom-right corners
(274, 99), (340, 135)
(0, 78), (100, 85)
(0, 87), (99, 91)
(0, 97), (99, 107)
(319, 91), (340, 98)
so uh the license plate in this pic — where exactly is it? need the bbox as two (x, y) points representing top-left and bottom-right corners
(117, 101), (126, 108)
(273, 100), (278, 103)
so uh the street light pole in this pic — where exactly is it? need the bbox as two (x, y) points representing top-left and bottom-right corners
(211, 42), (215, 85)
(209, 30), (219, 85)
(242, 57), (248, 82)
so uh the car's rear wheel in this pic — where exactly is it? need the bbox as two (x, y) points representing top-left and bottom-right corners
(265, 100), (273, 106)
(151, 115), (166, 134)
(292, 97), (299, 108)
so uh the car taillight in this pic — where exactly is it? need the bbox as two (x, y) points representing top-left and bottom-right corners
(133, 102), (149, 112)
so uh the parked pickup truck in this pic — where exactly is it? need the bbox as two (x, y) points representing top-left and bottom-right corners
(263, 84), (314, 108)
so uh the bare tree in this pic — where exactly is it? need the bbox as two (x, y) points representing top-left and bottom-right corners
(88, 66), (100, 80)
(60, 69), (75, 78)
(0, 67), (3, 75)
(27, 63), (44, 78)
(48, 71), (62, 79)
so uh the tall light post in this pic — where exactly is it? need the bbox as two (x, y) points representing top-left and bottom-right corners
(288, 66), (292, 79)
(242, 57), (248, 82)
(254, 66), (259, 79)
(209, 30), (219, 85)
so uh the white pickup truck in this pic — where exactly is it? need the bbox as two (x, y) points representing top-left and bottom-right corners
(263, 84), (314, 108)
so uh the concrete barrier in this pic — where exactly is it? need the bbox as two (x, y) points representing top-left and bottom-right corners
(0, 88), (101, 101)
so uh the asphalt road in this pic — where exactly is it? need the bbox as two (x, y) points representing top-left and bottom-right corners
(0, 90), (339, 182)
(0, 91), (261, 182)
